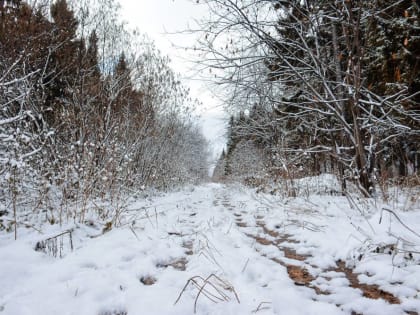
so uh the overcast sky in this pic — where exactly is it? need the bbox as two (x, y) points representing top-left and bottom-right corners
(118, 0), (227, 168)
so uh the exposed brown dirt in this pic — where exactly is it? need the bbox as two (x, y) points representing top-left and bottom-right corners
(244, 230), (326, 295)
(140, 275), (156, 285)
(268, 256), (328, 295)
(238, 217), (405, 312)
(236, 221), (247, 227)
(287, 265), (314, 286)
(156, 257), (187, 271)
(257, 223), (300, 244)
(332, 261), (401, 305)
(281, 246), (308, 261)
(257, 222), (276, 236)
(247, 233), (273, 246)
(182, 240), (193, 256)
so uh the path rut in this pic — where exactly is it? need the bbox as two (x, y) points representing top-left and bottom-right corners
(216, 191), (418, 315)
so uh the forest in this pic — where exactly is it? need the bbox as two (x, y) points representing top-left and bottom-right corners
(1, 0), (209, 234)
(210, 0), (419, 197)
(1, 1), (420, 315)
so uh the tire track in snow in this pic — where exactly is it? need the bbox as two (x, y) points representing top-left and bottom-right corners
(216, 189), (416, 315)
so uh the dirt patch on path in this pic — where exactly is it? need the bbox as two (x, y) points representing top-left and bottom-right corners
(241, 219), (407, 313)
(220, 193), (410, 313)
(332, 261), (401, 305)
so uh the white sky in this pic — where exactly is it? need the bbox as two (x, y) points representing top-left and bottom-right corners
(118, 0), (227, 168)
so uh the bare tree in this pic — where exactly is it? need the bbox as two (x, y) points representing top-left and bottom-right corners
(1, 0), (210, 233)
(193, 0), (419, 195)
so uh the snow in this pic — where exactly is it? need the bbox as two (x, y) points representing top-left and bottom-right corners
(0, 181), (419, 314)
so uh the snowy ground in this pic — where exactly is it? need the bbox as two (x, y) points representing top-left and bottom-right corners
(1, 182), (419, 315)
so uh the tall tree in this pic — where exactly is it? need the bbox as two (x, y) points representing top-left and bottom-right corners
(195, 0), (419, 194)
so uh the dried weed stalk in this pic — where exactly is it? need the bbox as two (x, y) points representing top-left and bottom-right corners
(175, 273), (240, 313)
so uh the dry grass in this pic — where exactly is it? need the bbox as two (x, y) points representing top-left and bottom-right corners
(175, 274), (240, 313)
(34, 230), (73, 258)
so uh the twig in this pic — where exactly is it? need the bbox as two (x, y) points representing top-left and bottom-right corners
(380, 208), (420, 239)
(129, 226), (140, 241)
(174, 274), (239, 313)
(154, 207), (158, 229)
(346, 192), (376, 235)
(241, 258), (250, 273)
(252, 301), (272, 313)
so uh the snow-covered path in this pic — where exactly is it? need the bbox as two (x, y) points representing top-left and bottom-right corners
(1, 183), (419, 315)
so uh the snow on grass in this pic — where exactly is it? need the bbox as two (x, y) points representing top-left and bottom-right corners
(0, 181), (419, 314)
